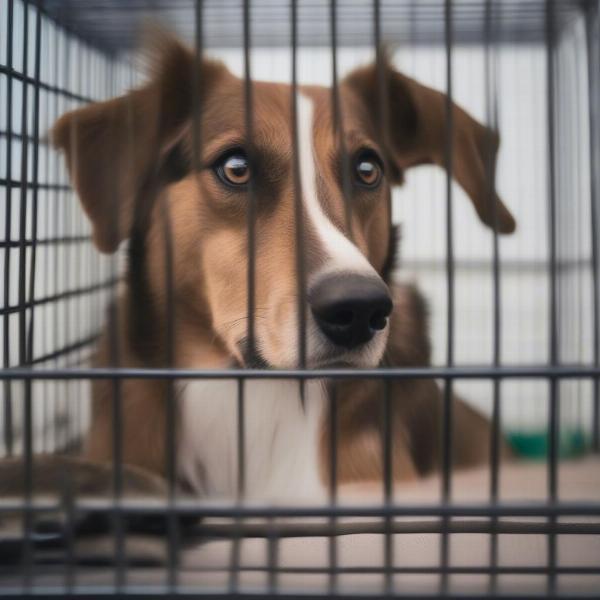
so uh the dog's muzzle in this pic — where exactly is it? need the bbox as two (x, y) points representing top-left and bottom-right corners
(308, 273), (393, 350)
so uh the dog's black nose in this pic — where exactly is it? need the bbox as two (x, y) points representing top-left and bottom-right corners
(309, 274), (393, 349)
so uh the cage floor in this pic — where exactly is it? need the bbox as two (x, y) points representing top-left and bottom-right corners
(1, 457), (599, 596)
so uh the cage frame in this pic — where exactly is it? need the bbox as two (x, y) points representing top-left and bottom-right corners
(1, 0), (600, 597)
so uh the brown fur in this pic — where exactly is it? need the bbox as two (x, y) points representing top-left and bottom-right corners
(0, 455), (167, 498)
(52, 33), (515, 489)
(323, 284), (508, 484)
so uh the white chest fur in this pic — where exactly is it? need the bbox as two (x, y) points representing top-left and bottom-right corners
(177, 378), (327, 501)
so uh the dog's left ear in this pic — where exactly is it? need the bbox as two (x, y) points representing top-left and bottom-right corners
(344, 59), (516, 234)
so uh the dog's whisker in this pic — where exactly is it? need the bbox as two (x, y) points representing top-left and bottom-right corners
(220, 316), (268, 336)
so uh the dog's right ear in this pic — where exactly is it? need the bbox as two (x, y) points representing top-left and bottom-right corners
(344, 58), (516, 235)
(52, 33), (226, 253)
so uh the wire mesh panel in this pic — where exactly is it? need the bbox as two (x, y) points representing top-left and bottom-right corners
(1, 0), (600, 597)
(0, 0), (136, 460)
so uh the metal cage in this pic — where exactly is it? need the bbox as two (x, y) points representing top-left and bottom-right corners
(1, 0), (600, 597)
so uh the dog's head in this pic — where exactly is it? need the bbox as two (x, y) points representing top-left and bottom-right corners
(53, 34), (515, 369)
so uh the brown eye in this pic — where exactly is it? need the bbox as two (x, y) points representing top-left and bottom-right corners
(216, 152), (250, 186)
(355, 153), (382, 187)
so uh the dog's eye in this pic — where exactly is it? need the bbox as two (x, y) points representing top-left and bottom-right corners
(355, 152), (382, 187)
(215, 151), (250, 186)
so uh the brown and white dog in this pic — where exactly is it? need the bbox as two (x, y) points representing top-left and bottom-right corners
(52, 33), (515, 501)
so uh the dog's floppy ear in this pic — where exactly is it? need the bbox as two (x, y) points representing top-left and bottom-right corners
(52, 33), (226, 253)
(344, 58), (516, 234)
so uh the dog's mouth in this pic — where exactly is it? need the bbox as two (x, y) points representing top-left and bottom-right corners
(308, 356), (376, 369)
(311, 360), (356, 369)
(235, 326), (387, 370)
(235, 337), (379, 370)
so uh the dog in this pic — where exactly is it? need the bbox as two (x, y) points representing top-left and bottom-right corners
(51, 32), (515, 501)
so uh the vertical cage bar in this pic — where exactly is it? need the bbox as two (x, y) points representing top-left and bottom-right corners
(18, 2), (33, 590)
(291, 0), (306, 373)
(329, 0), (352, 237)
(546, 0), (559, 500)
(484, 0), (501, 593)
(282, 0), (308, 592)
(229, 1), (252, 591)
(374, 1), (394, 591)
(239, 0), (253, 569)
(72, 40), (84, 436)
(61, 27), (77, 590)
(229, 377), (245, 593)
(18, 0), (30, 372)
(382, 379), (393, 594)
(441, 0), (455, 593)
(147, 15), (180, 590)
(63, 471), (76, 593)
(25, 0), (42, 487)
(63, 30), (72, 449)
(89, 41), (101, 404)
(373, 0), (391, 195)
(586, 1), (600, 453)
(41, 17), (51, 453)
(26, 0), (42, 384)
(192, 0), (204, 175)
(160, 188), (179, 592)
(267, 520), (278, 595)
(442, 0), (455, 501)
(244, 0), (257, 363)
(2, 0), (14, 457)
(327, 0), (342, 591)
(328, 383), (338, 593)
(51, 12), (62, 454)
(545, 0), (559, 592)
(237, 378), (246, 494)
(105, 57), (126, 592)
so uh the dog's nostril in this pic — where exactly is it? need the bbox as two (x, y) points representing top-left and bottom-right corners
(369, 310), (388, 331)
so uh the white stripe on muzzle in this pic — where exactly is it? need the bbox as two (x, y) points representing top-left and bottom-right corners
(296, 92), (376, 281)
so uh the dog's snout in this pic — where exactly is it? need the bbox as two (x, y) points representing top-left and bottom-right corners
(309, 274), (393, 349)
